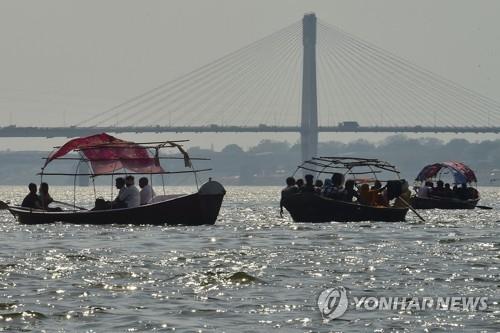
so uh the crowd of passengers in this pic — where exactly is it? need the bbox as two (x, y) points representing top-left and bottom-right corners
(21, 176), (156, 210)
(280, 173), (412, 216)
(416, 180), (478, 201)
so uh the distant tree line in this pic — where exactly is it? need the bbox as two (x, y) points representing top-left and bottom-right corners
(187, 135), (500, 185)
(0, 135), (499, 185)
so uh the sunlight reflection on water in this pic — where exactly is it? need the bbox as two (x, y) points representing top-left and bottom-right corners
(0, 186), (499, 332)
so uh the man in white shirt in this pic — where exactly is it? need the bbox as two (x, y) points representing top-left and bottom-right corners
(417, 181), (433, 198)
(111, 177), (127, 209)
(118, 175), (140, 208)
(139, 177), (156, 205)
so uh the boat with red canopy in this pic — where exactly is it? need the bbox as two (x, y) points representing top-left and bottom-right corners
(2, 133), (226, 225)
(410, 161), (479, 209)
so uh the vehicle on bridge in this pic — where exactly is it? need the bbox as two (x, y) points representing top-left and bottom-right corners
(411, 161), (480, 209)
(1, 133), (225, 225)
(337, 121), (360, 129)
(281, 157), (409, 222)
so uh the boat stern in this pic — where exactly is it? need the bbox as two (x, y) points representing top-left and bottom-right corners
(198, 179), (226, 224)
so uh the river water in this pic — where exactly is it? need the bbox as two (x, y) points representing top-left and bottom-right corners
(0, 186), (498, 332)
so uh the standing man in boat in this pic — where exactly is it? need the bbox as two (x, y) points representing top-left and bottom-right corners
(394, 181), (412, 208)
(21, 183), (43, 209)
(139, 177), (155, 205)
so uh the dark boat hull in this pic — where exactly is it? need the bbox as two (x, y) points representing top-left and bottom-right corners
(8, 182), (225, 226)
(283, 193), (408, 222)
(410, 196), (479, 210)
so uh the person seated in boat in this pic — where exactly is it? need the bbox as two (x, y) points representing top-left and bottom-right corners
(431, 180), (446, 197)
(341, 179), (359, 202)
(442, 183), (454, 198)
(38, 182), (53, 209)
(117, 175), (140, 208)
(139, 177), (156, 205)
(38, 182), (62, 211)
(370, 180), (389, 206)
(295, 178), (304, 189)
(468, 187), (479, 199)
(358, 182), (388, 206)
(323, 173), (345, 199)
(110, 177), (127, 209)
(280, 177), (298, 217)
(456, 183), (471, 200)
(377, 185), (389, 206)
(314, 179), (323, 193)
(394, 181), (411, 208)
(417, 181), (433, 198)
(300, 174), (316, 193)
(322, 178), (333, 195)
(282, 177), (298, 193)
(332, 173), (345, 188)
(371, 180), (382, 190)
(21, 183), (43, 209)
(358, 183), (377, 206)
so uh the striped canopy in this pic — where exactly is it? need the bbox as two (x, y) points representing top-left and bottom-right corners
(415, 161), (477, 184)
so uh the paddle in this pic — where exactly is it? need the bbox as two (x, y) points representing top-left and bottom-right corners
(397, 197), (426, 222)
(476, 205), (493, 210)
(53, 200), (87, 211)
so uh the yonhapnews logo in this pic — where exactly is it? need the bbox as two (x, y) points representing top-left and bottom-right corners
(317, 287), (349, 319)
(317, 287), (488, 320)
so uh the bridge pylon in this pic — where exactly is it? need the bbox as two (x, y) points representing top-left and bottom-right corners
(300, 13), (318, 163)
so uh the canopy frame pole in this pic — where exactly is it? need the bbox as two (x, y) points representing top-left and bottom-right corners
(193, 171), (199, 191)
(111, 174), (114, 200)
(191, 160), (199, 191)
(161, 174), (166, 195)
(110, 161), (118, 202)
(346, 167), (356, 183)
(148, 163), (153, 195)
(316, 159), (334, 179)
(150, 172), (153, 193)
(151, 147), (158, 196)
(40, 150), (51, 185)
(92, 177), (96, 201)
(73, 159), (82, 211)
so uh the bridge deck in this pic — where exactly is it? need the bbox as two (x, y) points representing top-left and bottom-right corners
(1, 125), (499, 137)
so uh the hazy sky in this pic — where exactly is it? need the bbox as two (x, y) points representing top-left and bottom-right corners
(1, 0), (500, 150)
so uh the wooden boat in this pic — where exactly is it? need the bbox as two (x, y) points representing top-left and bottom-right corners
(283, 192), (408, 222)
(6, 182), (224, 225)
(410, 196), (478, 210)
(281, 157), (409, 222)
(2, 133), (225, 225)
(412, 161), (480, 210)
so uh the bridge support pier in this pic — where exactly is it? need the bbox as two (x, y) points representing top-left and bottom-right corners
(301, 13), (318, 164)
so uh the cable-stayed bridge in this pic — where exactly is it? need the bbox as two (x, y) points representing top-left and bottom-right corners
(2, 13), (500, 161)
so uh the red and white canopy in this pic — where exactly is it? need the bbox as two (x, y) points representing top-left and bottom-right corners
(44, 133), (164, 174)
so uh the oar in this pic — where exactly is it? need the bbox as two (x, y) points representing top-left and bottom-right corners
(476, 205), (493, 210)
(53, 200), (87, 210)
(397, 197), (426, 222)
(0, 200), (9, 210)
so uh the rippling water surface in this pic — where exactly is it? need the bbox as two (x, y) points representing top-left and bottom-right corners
(0, 186), (499, 332)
